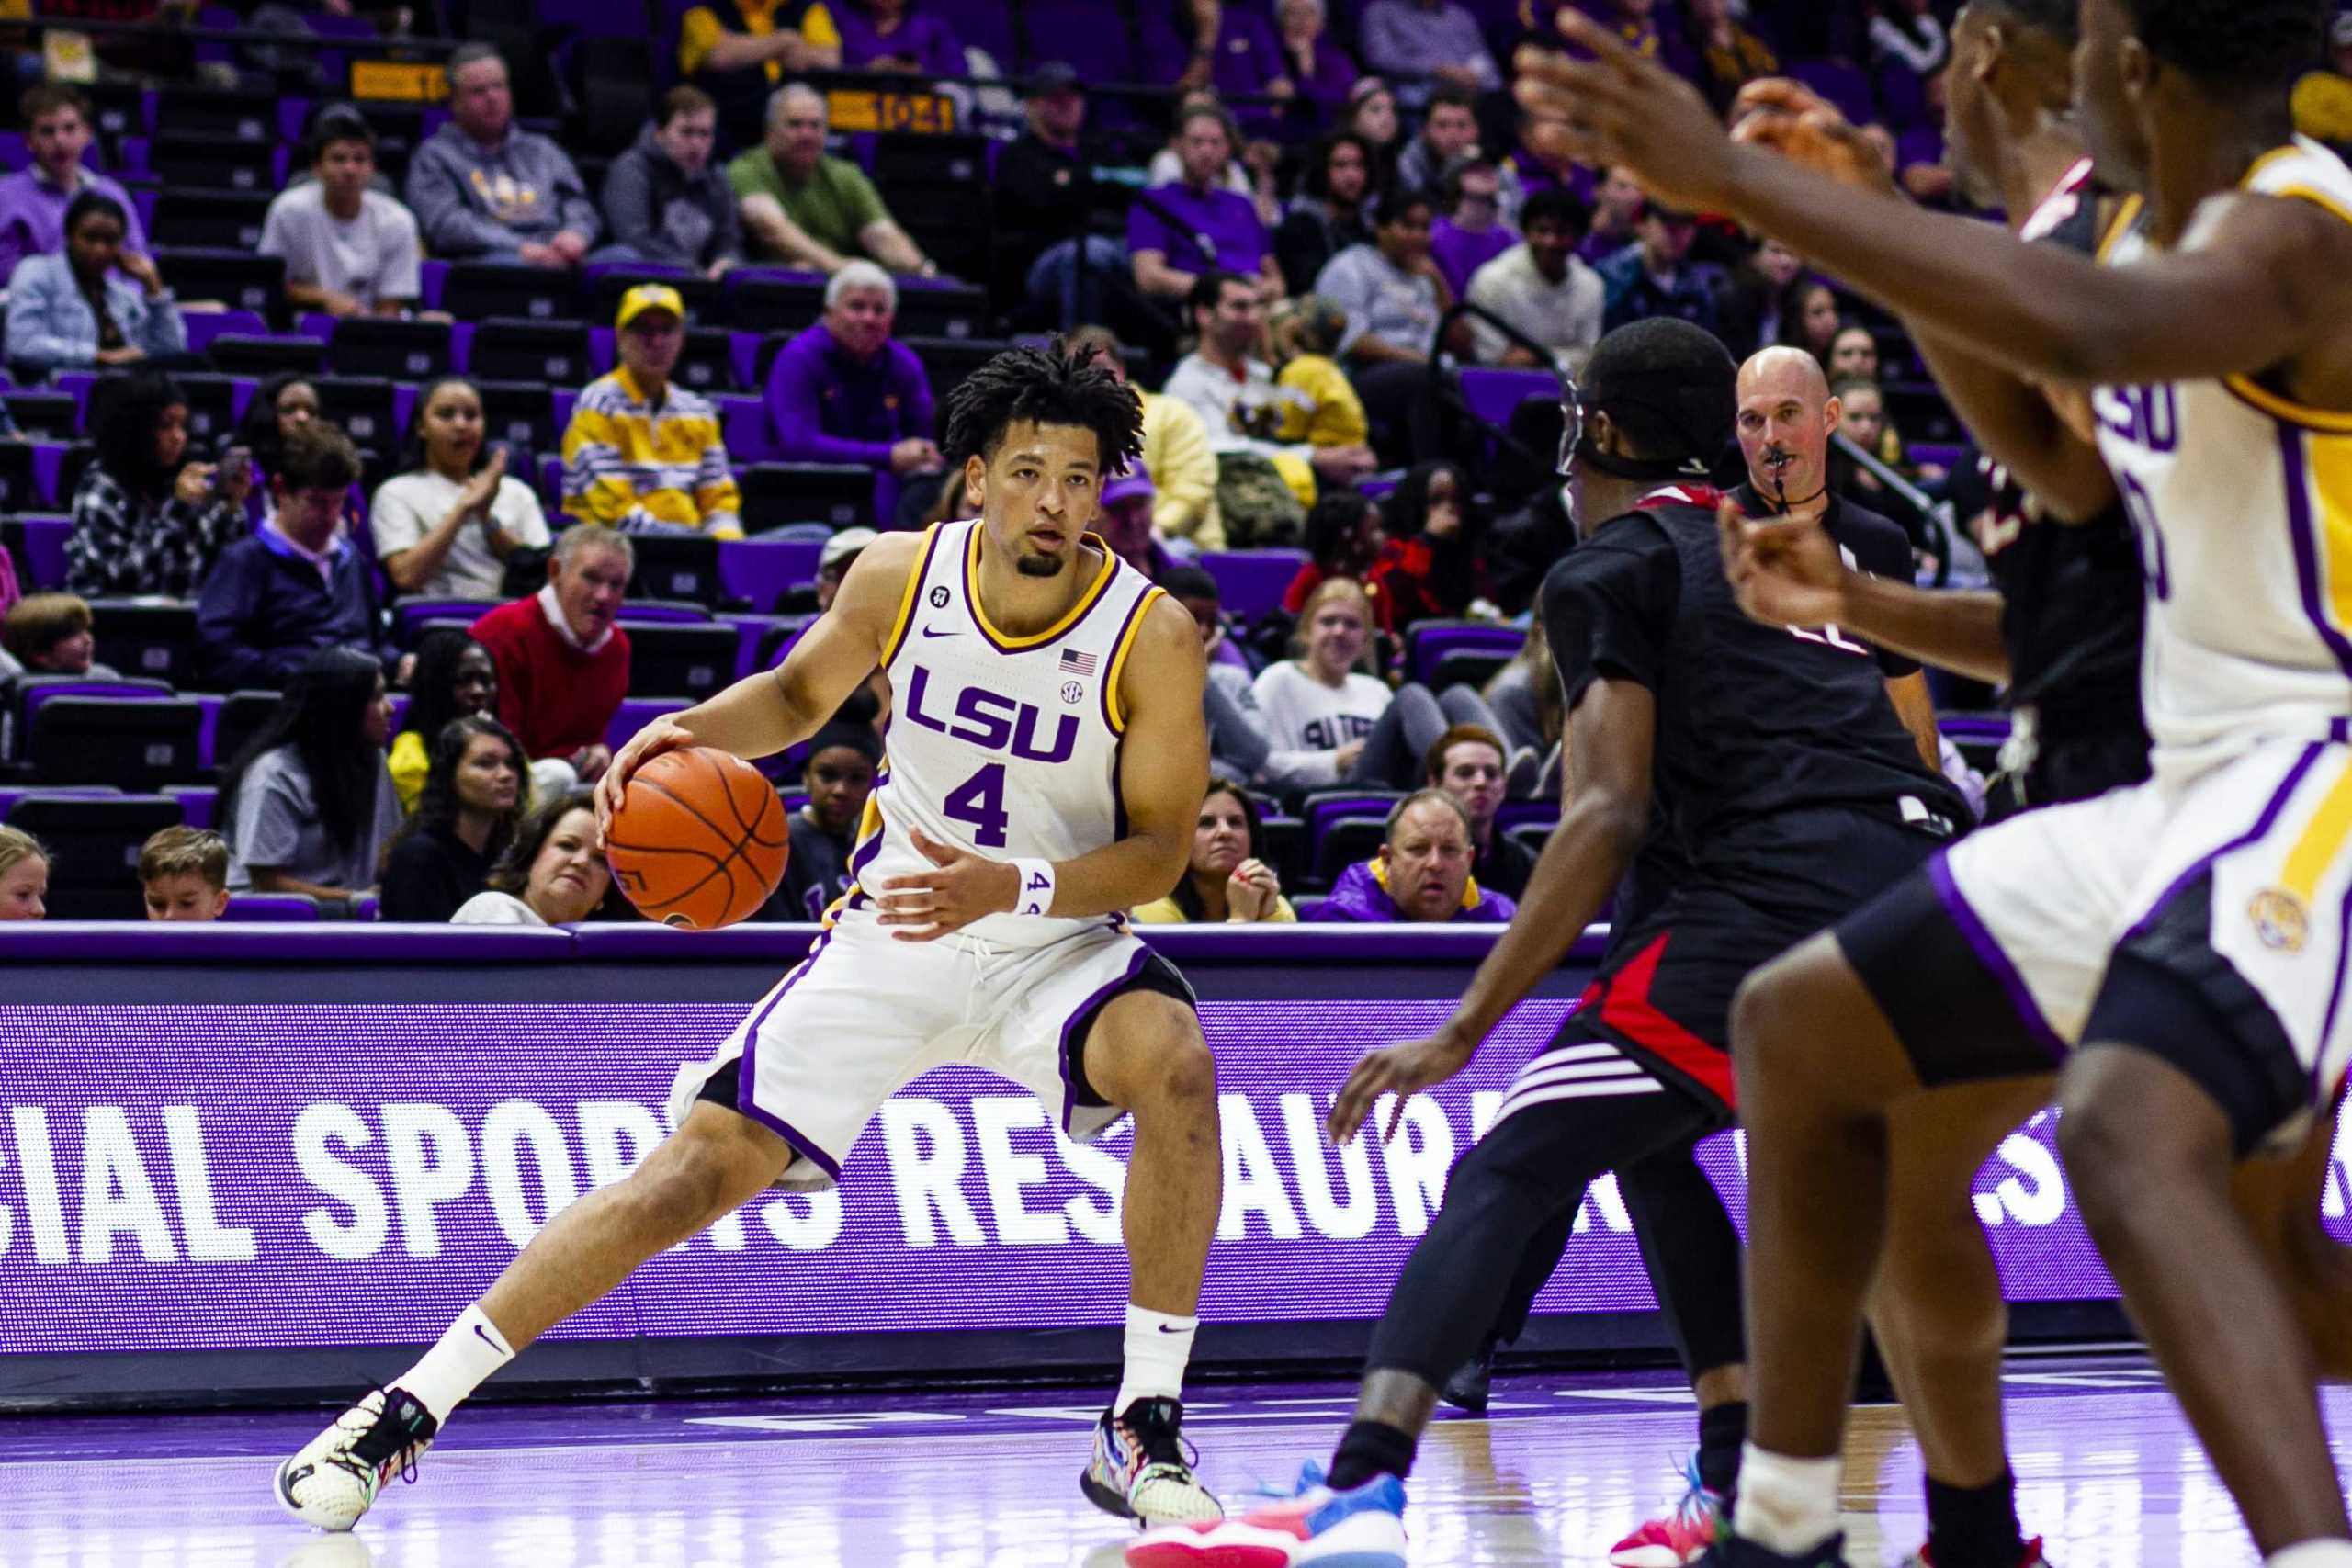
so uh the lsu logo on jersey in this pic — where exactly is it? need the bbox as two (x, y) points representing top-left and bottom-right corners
(901, 663), (1080, 763)
(2250, 887), (2312, 953)
(2093, 384), (2179, 454)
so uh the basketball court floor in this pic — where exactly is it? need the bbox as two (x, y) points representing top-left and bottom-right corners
(2, 1355), (2339, 1567)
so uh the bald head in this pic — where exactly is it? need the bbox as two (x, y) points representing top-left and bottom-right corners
(1736, 347), (1840, 509)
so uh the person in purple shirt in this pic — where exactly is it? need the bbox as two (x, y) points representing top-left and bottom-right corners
(0, 84), (147, 287)
(1430, 161), (1516, 300)
(1274, 0), (1359, 131)
(1166, 1), (1292, 135)
(821, 0), (964, 78)
(1311, 791), (1517, 924)
(1128, 102), (1285, 306)
(764, 259), (944, 525)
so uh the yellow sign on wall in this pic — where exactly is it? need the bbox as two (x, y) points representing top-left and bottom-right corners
(827, 88), (956, 135)
(353, 61), (448, 104)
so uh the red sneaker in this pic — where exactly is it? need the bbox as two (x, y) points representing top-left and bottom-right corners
(1609, 1462), (1724, 1568)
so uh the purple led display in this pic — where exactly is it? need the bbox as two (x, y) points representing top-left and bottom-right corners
(3, 1000), (2348, 1357)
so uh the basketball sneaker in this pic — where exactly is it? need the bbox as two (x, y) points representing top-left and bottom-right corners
(274, 1386), (438, 1532)
(1903, 1537), (2053, 1566)
(1083, 1397), (1224, 1529)
(1126, 1461), (1407, 1568)
(1611, 1457), (1725, 1566)
(1692, 1531), (1849, 1567)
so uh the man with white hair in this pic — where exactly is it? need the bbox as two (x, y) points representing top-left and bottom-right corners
(725, 82), (933, 275)
(767, 261), (944, 522)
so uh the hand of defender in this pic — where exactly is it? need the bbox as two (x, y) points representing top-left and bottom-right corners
(595, 716), (697, 848)
(1728, 79), (1899, 197)
(876, 827), (1021, 942)
(1328, 1028), (1476, 1146)
(1717, 497), (1849, 630)
(1514, 9), (1736, 213)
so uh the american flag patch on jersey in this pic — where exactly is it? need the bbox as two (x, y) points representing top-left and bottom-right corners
(1059, 649), (1098, 675)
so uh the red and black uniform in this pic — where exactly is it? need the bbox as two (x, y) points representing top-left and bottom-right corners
(1361, 486), (1965, 1390)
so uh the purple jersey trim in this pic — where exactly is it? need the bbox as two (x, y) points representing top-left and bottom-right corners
(731, 930), (847, 1180)
(2279, 427), (2352, 685)
(1925, 852), (2066, 1062)
(958, 520), (1124, 654)
(2124, 740), (2324, 942)
(1054, 942), (1152, 1133)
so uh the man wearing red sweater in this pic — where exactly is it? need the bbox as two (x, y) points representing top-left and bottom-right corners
(469, 525), (634, 792)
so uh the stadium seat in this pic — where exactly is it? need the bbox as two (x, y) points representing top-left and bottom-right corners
(175, 374), (246, 447)
(904, 336), (1014, 397)
(221, 893), (324, 921)
(468, 320), (595, 385)
(208, 334), (328, 378)
(153, 247), (284, 317)
(720, 395), (780, 462)
(2, 391), (78, 441)
(753, 615), (816, 669)
(1018, 0), (1138, 80)
(728, 276), (825, 335)
(737, 463), (875, 532)
(1201, 549), (1308, 622)
(895, 285), (991, 343)
(584, 270), (721, 327)
(441, 264), (580, 323)
(605, 696), (690, 752)
(300, 376), (396, 455)
(153, 85), (281, 141)
(163, 784), (217, 829)
(3, 794), (183, 919)
(0, 444), (38, 513)
(152, 189), (275, 252)
(1256, 810), (1305, 887)
(182, 310), (273, 358)
(620, 621), (740, 701)
(475, 380), (557, 456)
(209, 690), (281, 772)
(1405, 619), (1522, 687)
(1457, 367), (1558, 433)
(82, 81), (150, 143)
(330, 318), (456, 380)
(26, 695), (204, 789)
(85, 599), (198, 686)
(3, 675), (170, 761)
(628, 532), (723, 608)
(718, 537), (822, 612)
(392, 599), (498, 647)
(1300, 790), (1407, 889)
(673, 328), (739, 394)
(147, 134), (284, 195)
(45, 443), (95, 510)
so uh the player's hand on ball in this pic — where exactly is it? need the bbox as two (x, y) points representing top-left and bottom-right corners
(1328, 1026), (1477, 1145)
(596, 716), (697, 846)
(1514, 9), (1735, 214)
(1718, 498), (1849, 630)
(877, 827), (1022, 941)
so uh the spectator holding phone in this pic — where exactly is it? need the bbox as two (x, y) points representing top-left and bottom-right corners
(64, 370), (253, 601)
(373, 378), (552, 598)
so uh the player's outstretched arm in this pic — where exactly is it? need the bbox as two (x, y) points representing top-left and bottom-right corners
(597, 532), (925, 836)
(1527, 10), (2352, 393)
(1328, 676), (1654, 1144)
(1718, 502), (2012, 685)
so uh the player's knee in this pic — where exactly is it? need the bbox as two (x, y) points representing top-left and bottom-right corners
(2054, 1087), (2142, 1224)
(1095, 998), (1216, 1116)
(1731, 951), (1826, 1085)
(1142, 1021), (1218, 1114)
(629, 1126), (764, 1231)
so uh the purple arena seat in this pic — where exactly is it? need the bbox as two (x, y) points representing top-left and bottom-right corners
(15, 513), (70, 587)
(25, 694), (204, 788)
(1018, 0), (1137, 78)
(721, 396), (780, 462)
(163, 784), (217, 830)
(1457, 367), (1558, 433)
(619, 620), (741, 702)
(718, 538), (823, 612)
(221, 894), (325, 922)
(1301, 790), (1408, 889)
(393, 599), (500, 647)
(605, 697), (690, 752)
(1201, 549), (1307, 622)
(628, 533), (723, 608)
(1406, 619), (1522, 687)
(736, 463), (876, 532)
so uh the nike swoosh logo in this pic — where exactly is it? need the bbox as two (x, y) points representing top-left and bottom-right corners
(473, 1323), (505, 1353)
(921, 626), (961, 638)
(1156, 1323), (1188, 1333)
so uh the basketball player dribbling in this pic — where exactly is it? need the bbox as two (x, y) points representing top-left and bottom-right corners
(1529, 3), (2352, 1563)
(275, 345), (1227, 1537)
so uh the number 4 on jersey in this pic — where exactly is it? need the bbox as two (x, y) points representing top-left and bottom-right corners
(944, 762), (1010, 848)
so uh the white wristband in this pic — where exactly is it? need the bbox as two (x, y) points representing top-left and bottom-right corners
(1010, 858), (1057, 918)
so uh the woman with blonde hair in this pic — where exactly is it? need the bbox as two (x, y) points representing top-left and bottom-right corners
(0, 826), (49, 920)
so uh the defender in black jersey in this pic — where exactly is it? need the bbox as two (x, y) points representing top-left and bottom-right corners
(1125, 319), (1965, 1568)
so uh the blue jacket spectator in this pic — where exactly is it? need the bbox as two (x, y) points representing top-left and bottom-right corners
(766, 262), (940, 475)
(1597, 202), (1724, 335)
(1309, 791), (1516, 923)
(405, 44), (600, 265)
(196, 423), (393, 690)
(4, 191), (184, 370)
(1129, 102), (1284, 304)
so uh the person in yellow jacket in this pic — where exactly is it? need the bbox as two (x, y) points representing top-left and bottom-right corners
(560, 285), (743, 538)
(1069, 323), (1227, 550)
(1130, 776), (1297, 924)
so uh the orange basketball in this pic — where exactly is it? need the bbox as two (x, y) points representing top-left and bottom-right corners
(605, 747), (790, 930)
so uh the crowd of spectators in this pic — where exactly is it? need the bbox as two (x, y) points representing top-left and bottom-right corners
(0, 0), (2213, 929)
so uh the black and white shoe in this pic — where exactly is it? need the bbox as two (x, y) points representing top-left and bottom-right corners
(275, 1387), (439, 1532)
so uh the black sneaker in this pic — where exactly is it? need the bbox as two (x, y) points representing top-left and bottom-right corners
(1441, 1338), (1498, 1414)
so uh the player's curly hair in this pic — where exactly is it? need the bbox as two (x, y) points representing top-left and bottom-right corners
(2117, 0), (2326, 87)
(939, 342), (1146, 478)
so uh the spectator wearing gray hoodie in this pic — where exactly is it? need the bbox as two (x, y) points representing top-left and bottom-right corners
(597, 86), (742, 278)
(405, 44), (600, 266)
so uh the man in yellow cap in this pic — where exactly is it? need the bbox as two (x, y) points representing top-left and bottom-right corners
(560, 283), (744, 539)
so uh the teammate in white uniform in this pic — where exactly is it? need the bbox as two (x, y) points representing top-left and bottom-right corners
(1521, 4), (2352, 1566)
(276, 346), (1226, 1537)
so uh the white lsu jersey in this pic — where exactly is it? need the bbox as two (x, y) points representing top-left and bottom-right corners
(2094, 136), (2352, 762)
(842, 518), (1166, 948)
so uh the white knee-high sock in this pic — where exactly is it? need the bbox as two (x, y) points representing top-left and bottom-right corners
(2268, 1542), (2352, 1568)
(394, 1303), (516, 1424)
(1732, 1444), (1841, 1556)
(1114, 1304), (1197, 1417)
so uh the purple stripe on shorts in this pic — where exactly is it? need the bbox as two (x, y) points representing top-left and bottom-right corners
(2125, 741), (2324, 942)
(733, 930), (845, 1180)
(1926, 852), (2066, 1062)
(1055, 943), (1152, 1134)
